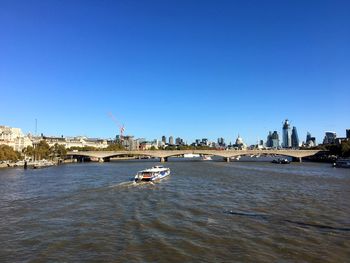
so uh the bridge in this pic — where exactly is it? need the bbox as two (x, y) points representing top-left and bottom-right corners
(66, 149), (322, 163)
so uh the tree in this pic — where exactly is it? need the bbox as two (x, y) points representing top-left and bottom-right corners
(105, 143), (125, 151)
(35, 140), (51, 160)
(22, 146), (34, 159)
(340, 141), (350, 157)
(50, 143), (67, 158)
(0, 145), (22, 161)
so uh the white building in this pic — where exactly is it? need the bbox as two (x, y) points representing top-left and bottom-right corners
(0, 125), (33, 151)
(43, 136), (108, 149)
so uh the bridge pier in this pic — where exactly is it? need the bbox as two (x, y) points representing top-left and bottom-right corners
(160, 157), (168, 163)
(292, 157), (303, 163)
(224, 157), (230, 162)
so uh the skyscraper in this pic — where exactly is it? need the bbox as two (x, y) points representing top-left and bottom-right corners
(323, 131), (336, 144)
(306, 132), (316, 147)
(169, 136), (174, 145)
(266, 131), (272, 147)
(291, 126), (299, 148)
(347, 129), (350, 139)
(282, 119), (292, 148)
(271, 131), (279, 148)
(161, 135), (166, 144)
(217, 137), (225, 147)
(266, 131), (279, 148)
(175, 137), (183, 145)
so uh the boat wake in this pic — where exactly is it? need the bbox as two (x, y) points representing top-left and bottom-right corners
(108, 180), (155, 189)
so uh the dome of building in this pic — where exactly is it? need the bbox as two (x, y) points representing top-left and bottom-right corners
(235, 135), (244, 145)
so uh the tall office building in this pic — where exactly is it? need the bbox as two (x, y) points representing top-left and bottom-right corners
(161, 136), (166, 144)
(291, 126), (299, 148)
(282, 119), (292, 148)
(175, 137), (183, 145)
(271, 131), (279, 148)
(169, 136), (174, 145)
(306, 132), (316, 147)
(323, 131), (336, 144)
(266, 131), (272, 147)
(217, 137), (225, 147)
(347, 129), (350, 139)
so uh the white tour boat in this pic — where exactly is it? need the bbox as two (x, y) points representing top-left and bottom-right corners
(201, 155), (212, 161)
(134, 166), (171, 182)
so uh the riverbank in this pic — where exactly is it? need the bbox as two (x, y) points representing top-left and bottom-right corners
(0, 157), (139, 169)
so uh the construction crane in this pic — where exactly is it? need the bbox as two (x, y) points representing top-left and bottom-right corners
(108, 112), (125, 142)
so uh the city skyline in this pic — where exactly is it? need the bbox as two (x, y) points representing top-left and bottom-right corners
(1, 121), (349, 149)
(1, 1), (349, 144)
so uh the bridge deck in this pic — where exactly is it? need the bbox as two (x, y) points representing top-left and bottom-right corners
(67, 149), (322, 159)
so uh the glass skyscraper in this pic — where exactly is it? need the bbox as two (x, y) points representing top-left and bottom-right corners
(266, 131), (279, 148)
(282, 119), (292, 148)
(271, 131), (279, 148)
(291, 126), (299, 148)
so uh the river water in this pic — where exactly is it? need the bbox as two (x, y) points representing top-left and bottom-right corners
(0, 159), (349, 262)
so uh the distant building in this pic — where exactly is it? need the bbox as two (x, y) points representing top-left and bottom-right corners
(42, 135), (67, 147)
(291, 126), (299, 148)
(113, 135), (142, 150)
(44, 135), (104, 149)
(139, 139), (159, 150)
(305, 132), (316, 147)
(266, 132), (272, 147)
(347, 129), (350, 139)
(161, 136), (166, 144)
(0, 125), (33, 151)
(266, 131), (279, 148)
(282, 119), (292, 148)
(217, 137), (225, 147)
(175, 137), (183, 145)
(323, 131), (336, 144)
(201, 138), (209, 146)
(195, 139), (201, 146)
(271, 131), (279, 148)
(139, 141), (154, 150)
(169, 136), (174, 145)
(230, 134), (247, 150)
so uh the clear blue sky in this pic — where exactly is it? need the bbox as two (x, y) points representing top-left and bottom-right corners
(1, 0), (349, 144)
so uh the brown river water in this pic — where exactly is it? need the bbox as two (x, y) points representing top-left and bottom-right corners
(0, 159), (349, 262)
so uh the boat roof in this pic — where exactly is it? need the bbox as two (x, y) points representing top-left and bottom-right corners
(139, 166), (169, 172)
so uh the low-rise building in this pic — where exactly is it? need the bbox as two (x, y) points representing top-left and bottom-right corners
(41, 135), (108, 149)
(0, 125), (33, 151)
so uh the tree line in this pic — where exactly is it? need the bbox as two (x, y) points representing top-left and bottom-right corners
(302, 140), (350, 158)
(0, 141), (67, 162)
(0, 145), (22, 161)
